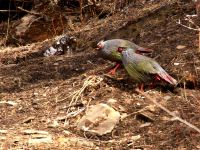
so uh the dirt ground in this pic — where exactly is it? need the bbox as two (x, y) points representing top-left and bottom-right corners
(1, 0), (200, 149)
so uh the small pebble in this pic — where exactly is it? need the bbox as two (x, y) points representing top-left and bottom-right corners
(163, 95), (171, 101)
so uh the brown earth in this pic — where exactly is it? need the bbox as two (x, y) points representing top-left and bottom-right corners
(1, 0), (200, 149)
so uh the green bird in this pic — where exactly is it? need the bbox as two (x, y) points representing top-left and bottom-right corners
(117, 47), (177, 89)
(96, 39), (152, 75)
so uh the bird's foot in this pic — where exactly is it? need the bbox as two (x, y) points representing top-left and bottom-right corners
(108, 63), (121, 75)
(148, 82), (156, 89)
(137, 84), (144, 92)
(135, 84), (144, 92)
(108, 68), (116, 75)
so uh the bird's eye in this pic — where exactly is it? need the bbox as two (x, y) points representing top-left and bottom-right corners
(118, 47), (124, 52)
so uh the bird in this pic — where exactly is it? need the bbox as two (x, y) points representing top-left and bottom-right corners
(96, 39), (153, 75)
(117, 47), (177, 90)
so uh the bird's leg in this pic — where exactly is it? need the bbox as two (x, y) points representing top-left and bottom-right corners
(155, 75), (161, 81)
(138, 83), (144, 92)
(148, 75), (160, 89)
(148, 82), (156, 89)
(109, 63), (121, 75)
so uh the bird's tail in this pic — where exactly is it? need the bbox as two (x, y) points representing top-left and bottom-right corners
(158, 72), (177, 86)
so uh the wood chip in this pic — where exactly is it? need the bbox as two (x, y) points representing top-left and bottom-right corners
(28, 136), (52, 144)
(22, 130), (49, 135)
(140, 122), (151, 128)
(22, 116), (36, 123)
(176, 45), (186, 49)
(0, 101), (18, 106)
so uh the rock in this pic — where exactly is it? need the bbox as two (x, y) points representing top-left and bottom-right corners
(136, 105), (156, 122)
(163, 95), (171, 101)
(77, 103), (120, 135)
(174, 62), (180, 66)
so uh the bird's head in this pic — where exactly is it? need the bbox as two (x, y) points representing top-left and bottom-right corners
(96, 40), (104, 50)
(117, 47), (127, 53)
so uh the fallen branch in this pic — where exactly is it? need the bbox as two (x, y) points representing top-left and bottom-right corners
(17, 7), (41, 16)
(135, 89), (200, 134)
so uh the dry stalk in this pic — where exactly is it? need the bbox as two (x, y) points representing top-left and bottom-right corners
(17, 7), (41, 16)
(66, 75), (103, 114)
(4, 1), (11, 47)
(0, 10), (20, 12)
(176, 16), (200, 52)
(183, 81), (188, 102)
(51, 19), (57, 36)
(199, 30), (200, 52)
(136, 89), (200, 134)
(79, 0), (83, 21)
(59, 14), (65, 34)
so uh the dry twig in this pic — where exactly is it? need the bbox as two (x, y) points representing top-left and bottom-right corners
(17, 7), (41, 16)
(79, 0), (83, 21)
(4, 1), (11, 46)
(176, 16), (200, 52)
(136, 89), (200, 134)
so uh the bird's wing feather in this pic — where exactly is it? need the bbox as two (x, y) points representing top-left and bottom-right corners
(124, 50), (158, 74)
(110, 50), (122, 60)
(123, 49), (177, 85)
